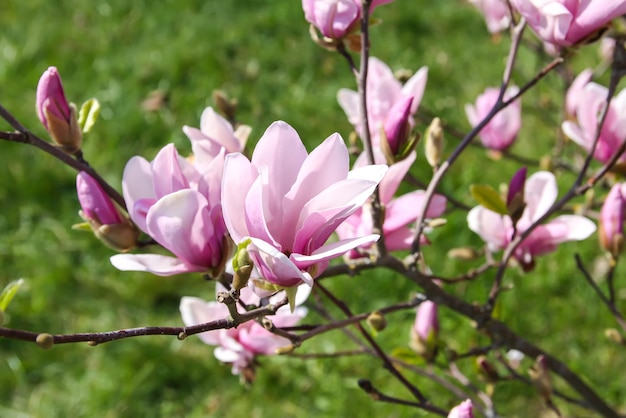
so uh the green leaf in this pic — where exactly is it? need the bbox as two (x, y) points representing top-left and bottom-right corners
(390, 347), (424, 366)
(71, 222), (93, 231)
(78, 98), (101, 134)
(470, 184), (508, 215)
(0, 279), (24, 312)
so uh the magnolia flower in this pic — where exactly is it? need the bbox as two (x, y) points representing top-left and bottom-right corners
(111, 143), (229, 276)
(562, 82), (626, 164)
(182, 106), (249, 162)
(302, 0), (394, 40)
(599, 183), (626, 256)
(76, 172), (139, 252)
(469, 0), (511, 33)
(222, 121), (387, 288)
(448, 399), (474, 418)
(465, 86), (521, 151)
(383, 95), (414, 157)
(510, 0), (626, 47)
(180, 283), (309, 377)
(467, 171), (596, 271)
(565, 68), (593, 117)
(36, 67), (82, 153)
(338, 57), (427, 147)
(336, 150), (446, 257)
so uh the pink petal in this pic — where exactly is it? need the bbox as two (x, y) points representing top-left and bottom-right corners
(248, 237), (314, 287)
(379, 151), (416, 204)
(110, 253), (203, 276)
(179, 297), (229, 346)
(122, 156), (155, 232)
(522, 171), (557, 224)
(401, 66), (428, 114)
(291, 234), (380, 268)
(146, 189), (215, 268)
(222, 153), (258, 243)
(467, 206), (510, 251)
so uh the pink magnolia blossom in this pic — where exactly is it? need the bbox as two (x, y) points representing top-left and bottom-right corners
(222, 121), (387, 288)
(336, 150), (446, 256)
(467, 171), (596, 271)
(302, 0), (393, 39)
(565, 68), (593, 117)
(180, 284), (309, 375)
(110, 143), (229, 276)
(182, 106), (249, 161)
(510, 0), (626, 47)
(562, 82), (626, 164)
(338, 57), (427, 147)
(469, 0), (511, 33)
(36, 66), (81, 152)
(599, 183), (626, 255)
(465, 86), (521, 151)
(448, 399), (474, 418)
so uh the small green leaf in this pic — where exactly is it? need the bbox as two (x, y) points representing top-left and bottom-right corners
(71, 222), (93, 231)
(0, 279), (24, 312)
(78, 98), (101, 134)
(285, 286), (298, 313)
(391, 347), (424, 366)
(470, 184), (508, 215)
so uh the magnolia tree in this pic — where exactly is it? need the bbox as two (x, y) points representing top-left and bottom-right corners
(2, 0), (626, 416)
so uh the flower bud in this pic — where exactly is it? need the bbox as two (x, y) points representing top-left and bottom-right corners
(381, 96), (414, 158)
(529, 355), (552, 402)
(506, 167), (527, 225)
(409, 300), (439, 361)
(367, 310), (387, 332)
(599, 183), (626, 258)
(76, 172), (139, 252)
(36, 67), (82, 154)
(36, 333), (54, 350)
(424, 117), (444, 168)
(447, 399), (474, 418)
(476, 355), (500, 383)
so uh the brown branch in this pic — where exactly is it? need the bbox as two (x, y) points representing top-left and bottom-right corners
(0, 104), (127, 210)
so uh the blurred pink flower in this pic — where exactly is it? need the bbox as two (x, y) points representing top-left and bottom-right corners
(36, 66), (81, 152)
(302, 0), (393, 39)
(562, 82), (626, 164)
(469, 0), (511, 33)
(336, 150), (446, 257)
(448, 399), (474, 418)
(409, 299), (439, 361)
(465, 86), (521, 151)
(180, 284), (309, 376)
(338, 57), (427, 147)
(222, 121), (387, 288)
(510, 0), (626, 47)
(467, 171), (596, 271)
(599, 183), (626, 255)
(111, 143), (229, 276)
(565, 68), (593, 117)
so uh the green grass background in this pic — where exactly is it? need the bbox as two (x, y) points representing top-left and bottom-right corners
(0, 1), (624, 417)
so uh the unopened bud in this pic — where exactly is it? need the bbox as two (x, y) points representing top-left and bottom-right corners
(506, 167), (527, 225)
(275, 345), (295, 355)
(367, 311), (387, 332)
(36, 67), (82, 155)
(212, 90), (238, 122)
(36, 333), (54, 350)
(605, 328), (625, 344)
(177, 332), (187, 341)
(232, 243), (254, 290)
(425, 117), (444, 168)
(447, 247), (481, 260)
(476, 355), (499, 383)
